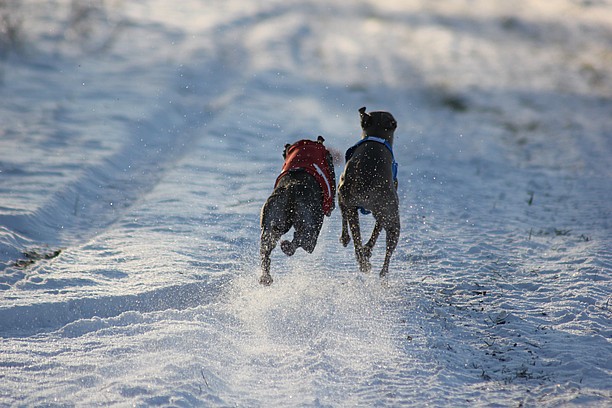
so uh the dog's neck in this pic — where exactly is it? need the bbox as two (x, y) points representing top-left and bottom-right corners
(345, 134), (399, 187)
(362, 131), (394, 146)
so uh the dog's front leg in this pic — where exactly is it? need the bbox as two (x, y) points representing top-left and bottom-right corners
(339, 201), (351, 247)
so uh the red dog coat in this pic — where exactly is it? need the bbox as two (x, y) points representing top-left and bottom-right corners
(275, 140), (335, 216)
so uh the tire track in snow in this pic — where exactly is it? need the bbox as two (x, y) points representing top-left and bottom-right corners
(0, 279), (223, 338)
(0, 6), (250, 276)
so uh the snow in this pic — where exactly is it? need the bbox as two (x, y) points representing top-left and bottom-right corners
(1, 0), (611, 406)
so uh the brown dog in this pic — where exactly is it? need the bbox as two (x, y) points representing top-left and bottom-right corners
(259, 136), (336, 285)
(338, 107), (400, 277)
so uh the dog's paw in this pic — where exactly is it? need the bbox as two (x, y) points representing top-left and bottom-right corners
(340, 234), (351, 247)
(259, 273), (273, 286)
(358, 259), (372, 274)
(362, 245), (373, 260)
(280, 240), (296, 256)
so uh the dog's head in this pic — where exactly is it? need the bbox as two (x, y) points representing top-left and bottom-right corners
(282, 136), (326, 159)
(359, 106), (397, 143)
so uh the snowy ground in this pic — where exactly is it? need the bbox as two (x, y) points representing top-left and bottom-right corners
(1, 0), (611, 406)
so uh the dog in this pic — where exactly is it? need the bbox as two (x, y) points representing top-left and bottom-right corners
(338, 107), (400, 277)
(259, 136), (336, 285)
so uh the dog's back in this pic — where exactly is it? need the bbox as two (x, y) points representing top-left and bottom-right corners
(339, 108), (398, 215)
(267, 171), (323, 233)
(339, 141), (396, 213)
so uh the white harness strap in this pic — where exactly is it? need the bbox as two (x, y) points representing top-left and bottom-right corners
(312, 163), (332, 198)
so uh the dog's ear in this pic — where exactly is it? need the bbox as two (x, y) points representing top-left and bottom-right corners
(386, 112), (398, 130)
(359, 106), (371, 129)
(283, 143), (291, 159)
(389, 118), (397, 130)
(317, 135), (325, 144)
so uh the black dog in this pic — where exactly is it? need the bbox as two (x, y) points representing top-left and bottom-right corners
(338, 107), (400, 277)
(259, 136), (336, 285)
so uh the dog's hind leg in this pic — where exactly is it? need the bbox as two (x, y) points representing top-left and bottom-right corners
(363, 220), (383, 259)
(259, 192), (291, 285)
(282, 199), (324, 255)
(281, 226), (317, 256)
(380, 223), (399, 278)
(280, 239), (297, 256)
(345, 207), (371, 273)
